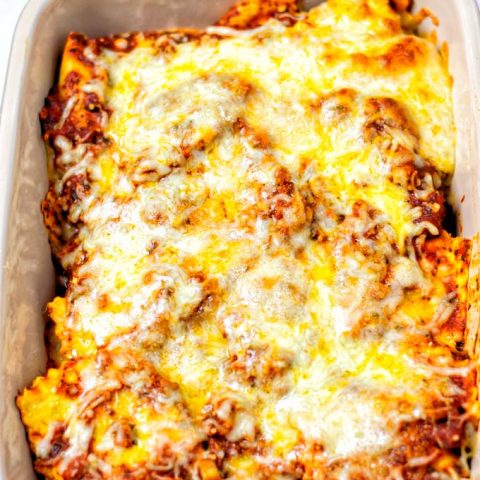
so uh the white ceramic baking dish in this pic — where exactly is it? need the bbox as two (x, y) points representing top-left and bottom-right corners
(0, 0), (479, 478)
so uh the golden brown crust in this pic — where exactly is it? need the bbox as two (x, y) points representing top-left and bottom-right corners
(216, 0), (300, 29)
(39, 33), (109, 268)
(40, 34), (108, 147)
(419, 234), (472, 344)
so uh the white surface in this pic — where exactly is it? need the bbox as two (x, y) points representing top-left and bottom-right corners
(0, 0), (29, 100)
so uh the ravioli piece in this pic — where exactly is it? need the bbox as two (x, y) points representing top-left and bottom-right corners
(17, 351), (211, 480)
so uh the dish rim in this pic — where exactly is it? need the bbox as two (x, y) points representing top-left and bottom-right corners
(1, 0), (480, 478)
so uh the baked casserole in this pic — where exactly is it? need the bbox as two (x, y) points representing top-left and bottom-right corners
(17, 0), (479, 478)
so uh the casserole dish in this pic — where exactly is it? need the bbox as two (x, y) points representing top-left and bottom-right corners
(0, 0), (480, 478)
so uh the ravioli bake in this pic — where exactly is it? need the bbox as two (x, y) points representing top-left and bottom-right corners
(17, 0), (480, 478)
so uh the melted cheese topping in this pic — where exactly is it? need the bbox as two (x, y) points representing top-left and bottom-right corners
(18, 1), (476, 479)
(17, 352), (205, 478)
